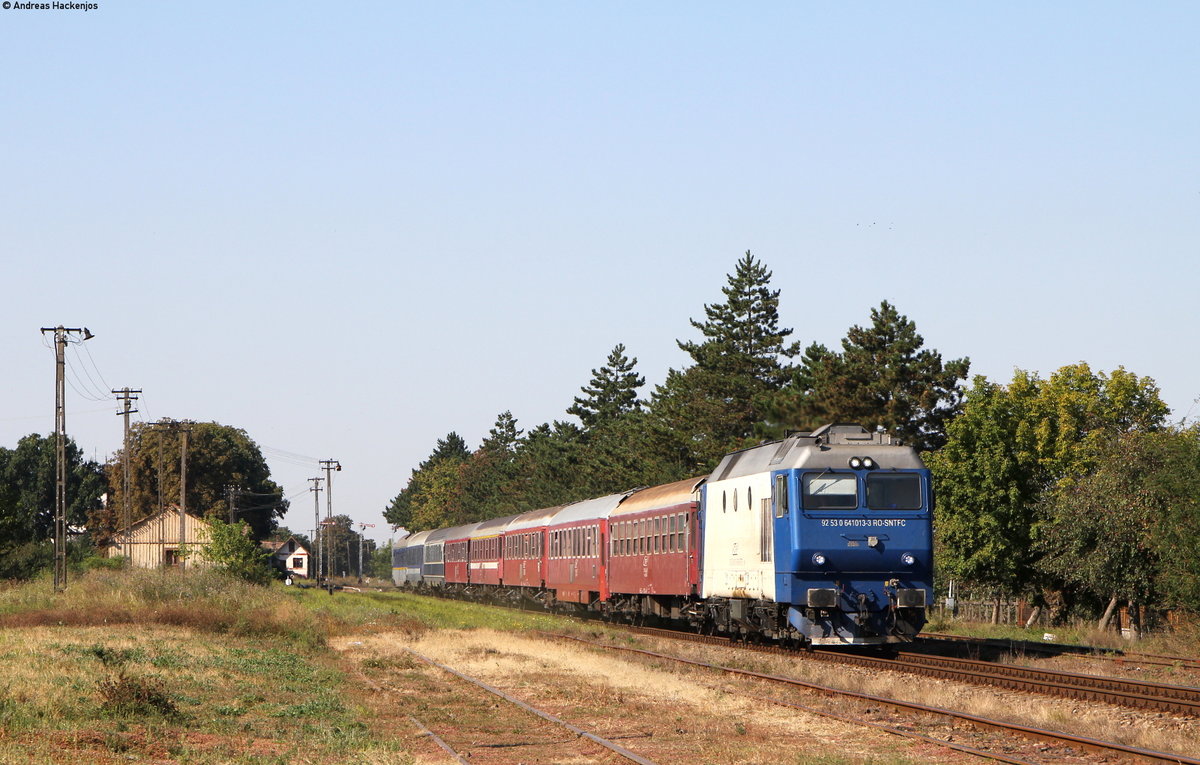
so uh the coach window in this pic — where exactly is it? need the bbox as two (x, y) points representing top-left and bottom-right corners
(866, 473), (923, 510)
(802, 473), (858, 510)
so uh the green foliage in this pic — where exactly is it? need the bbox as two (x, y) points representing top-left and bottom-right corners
(458, 411), (525, 522)
(97, 421), (286, 544)
(648, 251), (798, 473)
(199, 519), (275, 585)
(929, 364), (1169, 599)
(368, 545), (392, 579)
(568, 344), (645, 430)
(316, 514), (375, 578)
(765, 301), (969, 451)
(0, 433), (106, 580)
(1037, 428), (1200, 612)
(384, 432), (471, 529)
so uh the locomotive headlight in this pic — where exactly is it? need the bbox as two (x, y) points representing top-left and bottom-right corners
(862, 457), (876, 469)
(848, 457), (863, 469)
(812, 552), (827, 566)
(901, 552), (916, 566)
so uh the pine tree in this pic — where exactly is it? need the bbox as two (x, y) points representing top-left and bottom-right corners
(647, 251), (798, 473)
(567, 344), (645, 430)
(766, 301), (968, 451)
(459, 412), (524, 521)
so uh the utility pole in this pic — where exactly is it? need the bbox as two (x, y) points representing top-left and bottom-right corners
(40, 325), (94, 591)
(309, 477), (323, 582)
(358, 523), (374, 582)
(149, 420), (190, 568)
(112, 388), (140, 539)
(178, 424), (190, 570)
(319, 459), (341, 580)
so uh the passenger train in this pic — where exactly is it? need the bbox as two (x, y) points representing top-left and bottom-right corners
(393, 424), (932, 646)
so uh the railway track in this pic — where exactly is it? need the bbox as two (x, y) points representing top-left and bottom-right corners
(547, 630), (1200, 765)
(623, 624), (1200, 717)
(920, 631), (1200, 671)
(402, 647), (660, 765)
(893, 650), (1200, 715)
(349, 640), (660, 764)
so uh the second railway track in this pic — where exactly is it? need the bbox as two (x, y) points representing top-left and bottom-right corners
(545, 629), (1200, 765)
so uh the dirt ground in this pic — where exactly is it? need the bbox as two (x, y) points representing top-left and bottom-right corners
(335, 629), (1024, 765)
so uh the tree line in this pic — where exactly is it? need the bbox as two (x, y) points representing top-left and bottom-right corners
(0, 421), (296, 580)
(384, 251), (1200, 624)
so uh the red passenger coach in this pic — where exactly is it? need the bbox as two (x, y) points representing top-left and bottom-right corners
(468, 516), (515, 587)
(606, 477), (704, 622)
(442, 522), (481, 588)
(545, 493), (629, 607)
(502, 505), (562, 591)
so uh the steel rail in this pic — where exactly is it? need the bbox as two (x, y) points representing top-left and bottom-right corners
(920, 632), (1200, 671)
(744, 691), (1040, 765)
(895, 651), (1200, 713)
(403, 647), (660, 765)
(408, 715), (471, 765)
(545, 631), (1200, 765)
(627, 623), (1200, 717)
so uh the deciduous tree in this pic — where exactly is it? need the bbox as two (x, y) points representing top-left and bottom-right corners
(929, 364), (1168, 608)
(0, 433), (106, 579)
(100, 421), (286, 543)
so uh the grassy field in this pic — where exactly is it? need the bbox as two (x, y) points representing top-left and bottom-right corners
(0, 570), (1196, 764)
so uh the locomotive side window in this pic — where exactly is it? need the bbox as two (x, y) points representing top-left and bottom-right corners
(867, 474), (922, 510)
(802, 473), (858, 510)
(774, 474), (789, 517)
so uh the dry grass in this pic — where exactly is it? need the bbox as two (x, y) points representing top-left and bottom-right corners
(588, 633), (1200, 760)
(338, 629), (956, 764)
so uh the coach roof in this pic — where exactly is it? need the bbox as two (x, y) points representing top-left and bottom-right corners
(550, 492), (631, 525)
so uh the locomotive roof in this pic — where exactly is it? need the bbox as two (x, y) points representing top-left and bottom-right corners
(550, 491), (632, 525)
(707, 424), (925, 483)
(613, 476), (705, 517)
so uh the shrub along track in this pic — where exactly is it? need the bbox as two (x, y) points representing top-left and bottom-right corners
(546, 629), (1200, 765)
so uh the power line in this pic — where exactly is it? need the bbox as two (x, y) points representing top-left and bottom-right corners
(68, 344), (111, 401)
(79, 341), (112, 392)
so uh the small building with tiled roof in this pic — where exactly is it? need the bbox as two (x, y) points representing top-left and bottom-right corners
(261, 536), (310, 580)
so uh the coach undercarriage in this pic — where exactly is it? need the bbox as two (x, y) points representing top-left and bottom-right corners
(406, 582), (922, 647)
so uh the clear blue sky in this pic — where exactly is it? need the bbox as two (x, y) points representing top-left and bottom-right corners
(3, 2), (1197, 544)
